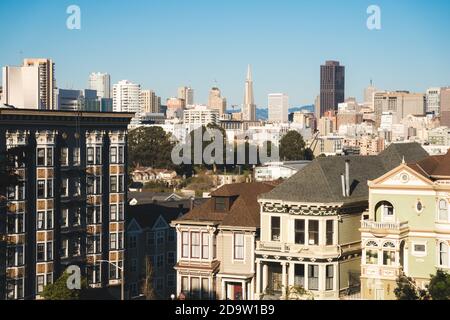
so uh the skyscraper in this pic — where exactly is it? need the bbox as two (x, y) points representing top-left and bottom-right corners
(207, 87), (227, 116)
(243, 65), (256, 121)
(140, 89), (161, 114)
(426, 87), (441, 116)
(89, 72), (111, 99)
(112, 80), (141, 114)
(268, 93), (289, 123)
(364, 80), (377, 110)
(2, 58), (56, 109)
(177, 86), (194, 106)
(320, 61), (345, 117)
(441, 87), (450, 127)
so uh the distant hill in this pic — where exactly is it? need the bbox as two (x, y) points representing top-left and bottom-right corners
(226, 105), (314, 121)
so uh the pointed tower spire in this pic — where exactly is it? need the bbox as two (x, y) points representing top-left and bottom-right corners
(247, 64), (252, 81)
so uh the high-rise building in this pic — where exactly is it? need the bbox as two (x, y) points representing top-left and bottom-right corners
(166, 97), (186, 119)
(426, 87), (441, 116)
(207, 87), (227, 116)
(89, 73), (111, 99)
(373, 91), (426, 127)
(140, 90), (161, 114)
(177, 86), (194, 106)
(0, 108), (133, 300)
(2, 58), (56, 109)
(364, 81), (377, 110)
(113, 80), (141, 115)
(441, 87), (450, 127)
(243, 65), (256, 121)
(268, 93), (289, 123)
(320, 61), (345, 117)
(55, 89), (100, 111)
(183, 105), (219, 127)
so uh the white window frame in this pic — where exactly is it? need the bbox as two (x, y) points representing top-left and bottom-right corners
(412, 241), (427, 257)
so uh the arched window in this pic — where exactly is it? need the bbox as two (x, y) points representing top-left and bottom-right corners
(383, 242), (396, 266)
(366, 240), (378, 247)
(439, 200), (449, 222)
(376, 201), (394, 221)
(383, 241), (396, 248)
(365, 241), (379, 265)
(439, 242), (448, 267)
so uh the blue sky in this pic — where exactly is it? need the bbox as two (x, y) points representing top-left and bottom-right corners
(1, 0), (449, 107)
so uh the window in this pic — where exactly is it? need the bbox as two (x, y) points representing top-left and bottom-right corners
(73, 147), (80, 166)
(202, 233), (210, 259)
(95, 146), (101, 164)
(46, 148), (53, 166)
(87, 177), (95, 194)
(61, 240), (68, 258)
(308, 265), (319, 290)
(110, 233), (117, 250)
(156, 231), (164, 245)
(215, 197), (226, 211)
(234, 233), (244, 260)
(182, 232), (189, 258)
(61, 209), (69, 227)
(439, 199), (448, 221)
(439, 242), (448, 267)
(37, 211), (45, 230)
(412, 242), (427, 257)
(181, 277), (189, 294)
(168, 229), (176, 242)
(167, 274), (175, 288)
(271, 216), (281, 241)
(46, 179), (53, 198)
(37, 180), (45, 198)
(110, 176), (118, 193)
(61, 147), (69, 166)
(308, 220), (319, 245)
(326, 265), (334, 290)
(326, 220), (334, 245)
(46, 242), (53, 260)
(191, 233), (201, 258)
(201, 278), (209, 299)
(110, 204), (118, 221)
(129, 235), (137, 249)
(61, 178), (68, 197)
(74, 177), (80, 196)
(167, 251), (176, 265)
(294, 264), (305, 287)
(294, 220), (305, 245)
(119, 146), (124, 163)
(37, 148), (45, 166)
(366, 250), (378, 265)
(110, 147), (117, 163)
(73, 208), (81, 226)
(37, 275), (45, 294)
(382, 202), (394, 219)
(147, 232), (155, 246)
(131, 259), (137, 273)
(87, 147), (95, 164)
(118, 232), (124, 249)
(383, 251), (396, 266)
(37, 243), (45, 262)
(118, 203), (124, 220)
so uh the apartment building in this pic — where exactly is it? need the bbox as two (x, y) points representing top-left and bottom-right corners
(360, 150), (450, 299)
(171, 182), (275, 300)
(255, 143), (428, 300)
(0, 108), (133, 300)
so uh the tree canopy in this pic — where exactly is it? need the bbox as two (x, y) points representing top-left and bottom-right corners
(279, 131), (314, 161)
(428, 269), (450, 300)
(41, 272), (87, 300)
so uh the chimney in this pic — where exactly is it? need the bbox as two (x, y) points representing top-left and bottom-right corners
(345, 160), (350, 197)
(341, 174), (346, 197)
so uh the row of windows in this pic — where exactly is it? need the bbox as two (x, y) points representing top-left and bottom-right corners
(129, 252), (176, 273)
(181, 232), (216, 260)
(143, 230), (176, 247)
(110, 232), (124, 250)
(271, 217), (335, 246)
(291, 264), (334, 291)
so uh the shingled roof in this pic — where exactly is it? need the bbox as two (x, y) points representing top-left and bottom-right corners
(173, 182), (276, 228)
(260, 142), (428, 204)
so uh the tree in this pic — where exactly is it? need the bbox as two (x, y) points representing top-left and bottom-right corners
(394, 274), (420, 300)
(128, 127), (175, 169)
(41, 272), (87, 300)
(428, 269), (450, 300)
(142, 256), (158, 300)
(279, 131), (314, 161)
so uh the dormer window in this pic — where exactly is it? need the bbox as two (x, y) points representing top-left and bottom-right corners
(215, 197), (226, 212)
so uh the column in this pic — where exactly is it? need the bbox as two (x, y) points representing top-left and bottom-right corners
(242, 281), (247, 300)
(209, 232), (215, 260)
(288, 262), (295, 287)
(281, 262), (288, 299)
(221, 280), (226, 300)
(176, 273), (182, 296)
(319, 264), (325, 293)
(262, 263), (269, 294)
(255, 261), (261, 298)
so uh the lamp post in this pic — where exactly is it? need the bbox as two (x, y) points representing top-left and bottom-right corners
(98, 260), (124, 300)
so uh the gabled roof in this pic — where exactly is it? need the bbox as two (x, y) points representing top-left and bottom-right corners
(174, 182), (276, 228)
(407, 149), (450, 180)
(260, 142), (428, 204)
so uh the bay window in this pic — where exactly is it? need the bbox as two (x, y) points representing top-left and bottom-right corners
(182, 232), (189, 258)
(234, 233), (244, 260)
(202, 233), (210, 259)
(308, 265), (319, 290)
(308, 220), (319, 245)
(191, 232), (201, 258)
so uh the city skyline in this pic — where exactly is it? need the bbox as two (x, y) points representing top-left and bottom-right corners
(0, 1), (449, 107)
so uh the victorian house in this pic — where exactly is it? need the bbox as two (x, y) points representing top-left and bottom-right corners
(255, 143), (428, 300)
(170, 182), (275, 300)
(361, 149), (450, 299)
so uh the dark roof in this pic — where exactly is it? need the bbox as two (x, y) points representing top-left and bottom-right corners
(260, 142), (428, 204)
(408, 149), (450, 180)
(127, 202), (189, 229)
(174, 182), (276, 228)
(128, 191), (187, 204)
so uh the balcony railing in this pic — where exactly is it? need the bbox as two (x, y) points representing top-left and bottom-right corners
(361, 220), (408, 231)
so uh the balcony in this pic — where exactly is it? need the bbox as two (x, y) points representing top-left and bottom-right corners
(360, 220), (409, 233)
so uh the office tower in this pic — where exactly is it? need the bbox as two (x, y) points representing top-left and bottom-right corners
(140, 90), (161, 114)
(183, 105), (220, 127)
(2, 58), (56, 109)
(364, 80), (377, 110)
(268, 93), (289, 123)
(0, 108), (133, 300)
(55, 89), (100, 111)
(166, 97), (186, 119)
(207, 87), (227, 116)
(314, 95), (321, 120)
(113, 80), (141, 114)
(89, 73), (111, 99)
(441, 87), (450, 127)
(177, 86), (194, 106)
(426, 87), (441, 116)
(320, 60), (345, 117)
(373, 91), (426, 127)
(243, 65), (256, 121)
